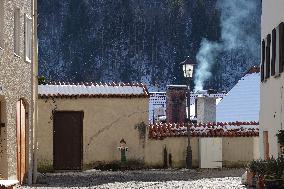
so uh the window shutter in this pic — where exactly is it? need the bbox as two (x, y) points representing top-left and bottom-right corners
(261, 40), (265, 82)
(271, 29), (276, 76)
(265, 34), (271, 79)
(279, 22), (284, 73)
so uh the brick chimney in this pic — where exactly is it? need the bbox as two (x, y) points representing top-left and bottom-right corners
(197, 96), (216, 123)
(166, 85), (187, 123)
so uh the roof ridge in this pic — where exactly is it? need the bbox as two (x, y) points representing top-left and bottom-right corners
(42, 81), (147, 87)
(149, 121), (259, 127)
(38, 82), (149, 98)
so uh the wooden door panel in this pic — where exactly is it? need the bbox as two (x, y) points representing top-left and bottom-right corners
(20, 100), (26, 182)
(53, 111), (83, 170)
(263, 131), (269, 160)
(16, 101), (21, 182)
(16, 100), (27, 184)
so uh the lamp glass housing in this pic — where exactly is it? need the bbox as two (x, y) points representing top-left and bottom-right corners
(182, 64), (194, 78)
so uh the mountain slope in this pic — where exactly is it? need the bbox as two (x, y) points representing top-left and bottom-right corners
(38, 0), (260, 92)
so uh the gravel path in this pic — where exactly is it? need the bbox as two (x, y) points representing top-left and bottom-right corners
(21, 169), (246, 189)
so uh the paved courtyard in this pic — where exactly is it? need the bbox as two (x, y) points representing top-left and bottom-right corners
(22, 168), (246, 189)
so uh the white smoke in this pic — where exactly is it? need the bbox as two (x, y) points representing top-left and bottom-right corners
(195, 39), (221, 92)
(194, 0), (258, 92)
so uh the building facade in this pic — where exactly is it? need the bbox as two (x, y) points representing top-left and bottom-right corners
(260, 0), (284, 159)
(0, 0), (37, 185)
(37, 83), (149, 171)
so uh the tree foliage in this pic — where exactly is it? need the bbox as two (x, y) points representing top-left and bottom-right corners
(38, 0), (260, 91)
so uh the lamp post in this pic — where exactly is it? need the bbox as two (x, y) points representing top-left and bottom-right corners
(180, 56), (196, 169)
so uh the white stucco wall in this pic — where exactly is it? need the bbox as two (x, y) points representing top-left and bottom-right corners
(261, 1), (284, 39)
(260, 0), (284, 159)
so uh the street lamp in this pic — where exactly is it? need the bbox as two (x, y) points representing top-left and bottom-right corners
(180, 56), (196, 169)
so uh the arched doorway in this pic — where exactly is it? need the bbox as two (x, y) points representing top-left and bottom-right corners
(16, 99), (28, 184)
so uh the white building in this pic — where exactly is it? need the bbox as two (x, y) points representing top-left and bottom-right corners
(260, 0), (284, 159)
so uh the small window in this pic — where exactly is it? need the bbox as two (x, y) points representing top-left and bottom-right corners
(279, 22), (284, 73)
(14, 8), (20, 55)
(25, 14), (32, 62)
(261, 40), (265, 82)
(265, 34), (271, 79)
(271, 29), (276, 76)
(0, 0), (4, 48)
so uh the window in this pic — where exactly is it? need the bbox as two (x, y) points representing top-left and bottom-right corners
(0, 0), (4, 48)
(279, 22), (284, 73)
(14, 8), (20, 55)
(265, 34), (271, 79)
(271, 29), (276, 76)
(25, 14), (32, 62)
(261, 40), (265, 82)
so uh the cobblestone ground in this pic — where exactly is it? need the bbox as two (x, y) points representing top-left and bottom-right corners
(21, 168), (246, 189)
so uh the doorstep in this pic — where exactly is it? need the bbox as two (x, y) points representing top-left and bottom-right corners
(0, 180), (19, 189)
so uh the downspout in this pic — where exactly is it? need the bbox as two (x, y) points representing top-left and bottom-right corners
(27, 0), (33, 184)
(33, 0), (38, 183)
(28, 0), (38, 184)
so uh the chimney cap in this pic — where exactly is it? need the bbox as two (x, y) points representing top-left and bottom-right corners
(207, 89), (217, 94)
(167, 85), (187, 90)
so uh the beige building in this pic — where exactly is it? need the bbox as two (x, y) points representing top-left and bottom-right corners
(37, 83), (149, 171)
(259, 0), (284, 159)
(0, 0), (38, 186)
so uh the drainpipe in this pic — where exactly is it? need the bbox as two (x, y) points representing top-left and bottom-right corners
(28, 0), (38, 184)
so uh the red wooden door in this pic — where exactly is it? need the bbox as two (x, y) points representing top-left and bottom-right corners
(53, 111), (83, 170)
(16, 99), (27, 184)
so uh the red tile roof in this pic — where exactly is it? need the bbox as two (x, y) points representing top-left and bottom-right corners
(38, 82), (149, 99)
(148, 121), (259, 140)
(245, 66), (260, 75)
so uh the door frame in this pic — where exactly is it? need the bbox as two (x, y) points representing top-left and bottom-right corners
(53, 111), (84, 170)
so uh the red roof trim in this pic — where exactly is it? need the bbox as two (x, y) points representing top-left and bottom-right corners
(245, 66), (260, 75)
(148, 122), (259, 140)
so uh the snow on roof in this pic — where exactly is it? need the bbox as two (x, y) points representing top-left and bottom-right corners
(38, 82), (149, 98)
(148, 121), (259, 140)
(216, 72), (260, 122)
